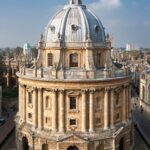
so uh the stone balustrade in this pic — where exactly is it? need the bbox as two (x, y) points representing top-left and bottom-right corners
(18, 66), (131, 80)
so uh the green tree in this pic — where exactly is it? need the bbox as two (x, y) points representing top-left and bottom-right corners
(0, 53), (5, 85)
(31, 47), (38, 59)
(13, 47), (23, 56)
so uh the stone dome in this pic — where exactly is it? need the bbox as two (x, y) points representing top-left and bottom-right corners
(45, 0), (106, 48)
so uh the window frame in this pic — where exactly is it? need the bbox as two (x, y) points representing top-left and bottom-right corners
(69, 96), (77, 110)
(47, 53), (53, 67)
(69, 53), (78, 67)
(28, 92), (32, 104)
(28, 113), (32, 121)
(116, 112), (120, 121)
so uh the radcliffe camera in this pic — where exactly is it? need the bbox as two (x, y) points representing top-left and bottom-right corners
(0, 0), (150, 150)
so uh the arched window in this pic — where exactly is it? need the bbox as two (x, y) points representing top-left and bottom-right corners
(96, 144), (104, 150)
(42, 144), (48, 150)
(67, 146), (79, 150)
(22, 137), (29, 150)
(97, 53), (102, 68)
(70, 53), (78, 67)
(47, 53), (53, 66)
(119, 137), (124, 150)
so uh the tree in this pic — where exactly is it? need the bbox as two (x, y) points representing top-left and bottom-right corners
(31, 47), (38, 59)
(13, 47), (23, 56)
(0, 52), (5, 85)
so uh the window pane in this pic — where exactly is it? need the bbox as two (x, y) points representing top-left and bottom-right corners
(70, 119), (76, 125)
(48, 53), (53, 66)
(70, 54), (78, 67)
(28, 93), (32, 104)
(70, 97), (76, 109)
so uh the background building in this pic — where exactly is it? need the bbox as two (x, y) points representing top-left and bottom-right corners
(140, 70), (150, 113)
(0, 86), (2, 117)
(16, 0), (134, 150)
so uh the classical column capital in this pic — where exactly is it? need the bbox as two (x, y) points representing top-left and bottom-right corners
(32, 87), (37, 91)
(58, 89), (65, 93)
(122, 84), (130, 89)
(81, 89), (88, 93)
(37, 87), (43, 91)
(20, 83), (25, 88)
(109, 87), (116, 91)
(89, 88), (96, 93)
(105, 87), (111, 92)
(50, 88), (58, 92)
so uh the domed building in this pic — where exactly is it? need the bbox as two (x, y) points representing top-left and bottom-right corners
(23, 42), (32, 56)
(16, 0), (134, 150)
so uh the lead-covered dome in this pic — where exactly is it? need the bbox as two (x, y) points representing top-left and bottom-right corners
(45, 0), (106, 48)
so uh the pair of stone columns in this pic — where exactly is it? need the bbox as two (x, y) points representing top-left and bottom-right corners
(104, 86), (129, 130)
(19, 84), (44, 129)
(104, 88), (115, 130)
(81, 89), (95, 132)
(51, 89), (65, 132)
(19, 84), (26, 122)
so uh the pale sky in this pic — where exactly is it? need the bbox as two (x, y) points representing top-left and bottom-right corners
(0, 0), (150, 48)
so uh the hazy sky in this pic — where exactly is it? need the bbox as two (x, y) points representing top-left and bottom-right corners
(0, 0), (150, 48)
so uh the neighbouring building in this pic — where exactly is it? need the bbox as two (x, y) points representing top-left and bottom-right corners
(15, 0), (134, 150)
(0, 86), (2, 117)
(140, 70), (150, 113)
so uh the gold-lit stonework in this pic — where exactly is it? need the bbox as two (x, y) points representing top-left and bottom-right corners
(15, 0), (134, 150)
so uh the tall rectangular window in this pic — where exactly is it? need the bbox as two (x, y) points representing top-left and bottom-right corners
(70, 97), (76, 110)
(70, 53), (78, 67)
(28, 92), (32, 104)
(97, 53), (102, 68)
(48, 53), (53, 66)
(116, 113), (120, 120)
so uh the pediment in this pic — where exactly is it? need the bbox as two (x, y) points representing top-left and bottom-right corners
(59, 134), (88, 142)
(67, 91), (81, 96)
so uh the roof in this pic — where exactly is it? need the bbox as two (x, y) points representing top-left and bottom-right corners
(44, 0), (106, 48)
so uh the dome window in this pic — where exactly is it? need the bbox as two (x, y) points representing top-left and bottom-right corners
(70, 53), (78, 67)
(47, 53), (53, 66)
(71, 24), (78, 32)
(50, 26), (55, 33)
(94, 25), (99, 32)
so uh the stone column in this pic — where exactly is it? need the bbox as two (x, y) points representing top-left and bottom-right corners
(89, 89), (95, 132)
(22, 85), (26, 122)
(18, 84), (22, 117)
(104, 88), (109, 130)
(38, 88), (43, 130)
(82, 90), (87, 132)
(33, 87), (38, 128)
(128, 85), (131, 117)
(52, 90), (57, 131)
(122, 86), (126, 123)
(126, 86), (129, 120)
(110, 88), (114, 128)
(59, 89), (65, 132)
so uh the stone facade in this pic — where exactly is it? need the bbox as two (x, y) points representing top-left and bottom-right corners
(0, 86), (2, 117)
(15, 0), (134, 150)
(140, 70), (150, 113)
